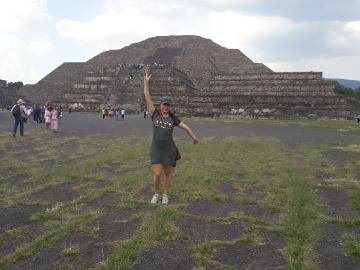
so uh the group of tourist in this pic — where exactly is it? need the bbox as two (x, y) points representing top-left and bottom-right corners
(101, 108), (125, 121)
(11, 99), (63, 136)
(104, 62), (168, 70)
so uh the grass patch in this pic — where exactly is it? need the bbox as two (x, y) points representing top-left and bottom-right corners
(0, 227), (29, 243)
(60, 246), (81, 260)
(341, 234), (360, 257)
(96, 206), (187, 269)
(237, 233), (262, 246)
(320, 215), (360, 227)
(189, 241), (231, 268)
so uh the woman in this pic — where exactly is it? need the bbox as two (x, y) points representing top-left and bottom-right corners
(51, 105), (58, 132)
(109, 109), (114, 120)
(44, 104), (51, 133)
(144, 73), (198, 204)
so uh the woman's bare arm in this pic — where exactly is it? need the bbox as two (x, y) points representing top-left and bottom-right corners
(144, 74), (155, 116)
(177, 122), (198, 145)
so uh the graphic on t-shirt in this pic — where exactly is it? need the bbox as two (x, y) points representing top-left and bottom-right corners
(154, 119), (173, 129)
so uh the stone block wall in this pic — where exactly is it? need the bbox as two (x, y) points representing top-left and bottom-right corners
(0, 79), (6, 88)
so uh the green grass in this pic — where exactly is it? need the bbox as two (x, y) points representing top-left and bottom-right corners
(1, 128), (360, 269)
(61, 246), (81, 260)
(189, 241), (231, 268)
(341, 234), (360, 257)
(0, 227), (29, 243)
(237, 233), (262, 246)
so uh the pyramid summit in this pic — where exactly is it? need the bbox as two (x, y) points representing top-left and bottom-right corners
(17, 35), (352, 119)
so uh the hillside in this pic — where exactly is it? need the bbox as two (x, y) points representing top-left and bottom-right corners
(323, 78), (360, 90)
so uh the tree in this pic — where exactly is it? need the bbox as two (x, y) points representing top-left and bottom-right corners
(354, 86), (360, 100)
(7, 81), (24, 90)
(323, 79), (354, 97)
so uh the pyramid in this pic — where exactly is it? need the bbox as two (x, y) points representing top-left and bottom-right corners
(17, 35), (351, 119)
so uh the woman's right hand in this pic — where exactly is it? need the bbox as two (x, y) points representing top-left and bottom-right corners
(144, 73), (152, 84)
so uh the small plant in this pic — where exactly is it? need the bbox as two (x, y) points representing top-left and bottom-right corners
(237, 233), (262, 246)
(61, 246), (81, 260)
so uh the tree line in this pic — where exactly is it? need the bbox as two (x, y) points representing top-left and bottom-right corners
(323, 79), (360, 100)
(7, 81), (24, 90)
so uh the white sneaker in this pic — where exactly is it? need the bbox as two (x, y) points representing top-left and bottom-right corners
(151, 194), (159, 204)
(162, 195), (169, 204)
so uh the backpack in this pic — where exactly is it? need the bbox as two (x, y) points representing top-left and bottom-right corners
(12, 104), (21, 118)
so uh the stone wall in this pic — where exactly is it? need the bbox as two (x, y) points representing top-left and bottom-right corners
(0, 79), (6, 88)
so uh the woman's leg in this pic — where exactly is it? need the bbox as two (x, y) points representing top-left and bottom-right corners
(163, 164), (172, 195)
(152, 164), (162, 195)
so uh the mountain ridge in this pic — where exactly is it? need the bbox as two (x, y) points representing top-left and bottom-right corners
(323, 78), (360, 90)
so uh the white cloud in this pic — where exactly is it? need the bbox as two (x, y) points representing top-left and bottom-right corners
(0, 0), (53, 31)
(346, 21), (360, 32)
(28, 68), (42, 82)
(0, 34), (24, 52)
(56, 9), (164, 48)
(30, 35), (53, 55)
(266, 55), (360, 80)
(0, 52), (22, 81)
(207, 11), (292, 51)
(0, 52), (22, 73)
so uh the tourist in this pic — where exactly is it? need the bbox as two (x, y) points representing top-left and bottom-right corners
(357, 113), (360, 124)
(144, 74), (198, 204)
(105, 109), (109, 120)
(26, 106), (32, 124)
(44, 103), (51, 133)
(121, 108), (125, 121)
(109, 109), (114, 120)
(59, 106), (63, 123)
(11, 99), (28, 137)
(33, 104), (36, 122)
(115, 109), (119, 121)
(34, 105), (42, 123)
(102, 108), (105, 120)
(51, 105), (58, 132)
(41, 105), (45, 123)
(57, 106), (62, 124)
(144, 108), (147, 118)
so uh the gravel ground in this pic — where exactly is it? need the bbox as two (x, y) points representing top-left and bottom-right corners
(1, 111), (360, 269)
(1, 111), (360, 147)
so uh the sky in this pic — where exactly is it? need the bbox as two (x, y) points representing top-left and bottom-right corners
(1, 0), (360, 85)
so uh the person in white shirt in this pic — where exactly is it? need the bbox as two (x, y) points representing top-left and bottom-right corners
(26, 106), (32, 124)
(121, 108), (125, 121)
(44, 103), (51, 133)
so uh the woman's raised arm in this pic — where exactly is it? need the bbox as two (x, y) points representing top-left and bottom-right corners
(144, 74), (155, 116)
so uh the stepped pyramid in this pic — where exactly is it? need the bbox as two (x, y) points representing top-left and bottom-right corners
(18, 35), (352, 119)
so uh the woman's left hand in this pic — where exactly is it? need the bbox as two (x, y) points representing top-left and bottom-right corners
(193, 138), (198, 145)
